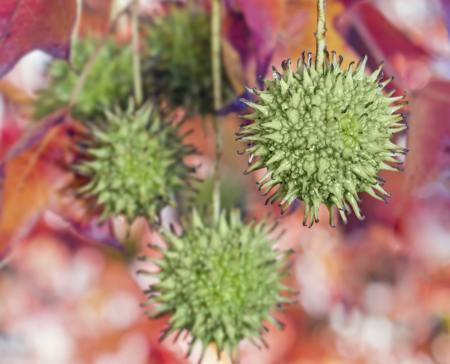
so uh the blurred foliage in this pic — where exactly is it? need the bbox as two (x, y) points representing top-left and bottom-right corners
(34, 38), (133, 121)
(188, 175), (247, 218)
(143, 4), (234, 115)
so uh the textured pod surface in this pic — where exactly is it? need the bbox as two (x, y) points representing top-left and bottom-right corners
(143, 210), (291, 360)
(35, 38), (133, 121)
(74, 104), (194, 223)
(143, 5), (232, 115)
(238, 52), (408, 226)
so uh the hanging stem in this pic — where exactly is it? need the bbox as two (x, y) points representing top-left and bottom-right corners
(315, 0), (327, 68)
(211, 0), (223, 224)
(72, 0), (83, 44)
(132, 0), (143, 105)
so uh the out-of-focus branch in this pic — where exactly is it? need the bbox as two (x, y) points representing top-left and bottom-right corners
(211, 0), (224, 224)
(69, 3), (133, 107)
(132, 0), (143, 106)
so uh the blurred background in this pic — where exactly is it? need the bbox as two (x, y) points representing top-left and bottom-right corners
(0, 0), (450, 363)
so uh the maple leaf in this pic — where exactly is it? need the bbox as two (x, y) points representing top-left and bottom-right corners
(0, 111), (68, 256)
(0, 111), (125, 258)
(0, 0), (77, 78)
(224, 0), (285, 87)
(405, 80), (450, 204)
(336, 1), (429, 92)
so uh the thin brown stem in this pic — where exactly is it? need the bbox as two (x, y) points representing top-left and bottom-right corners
(315, 0), (327, 69)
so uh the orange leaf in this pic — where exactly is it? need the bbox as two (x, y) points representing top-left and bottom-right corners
(0, 117), (71, 255)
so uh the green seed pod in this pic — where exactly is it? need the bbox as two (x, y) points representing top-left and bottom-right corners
(142, 210), (292, 360)
(35, 38), (133, 121)
(143, 5), (232, 115)
(238, 52), (408, 226)
(74, 103), (195, 223)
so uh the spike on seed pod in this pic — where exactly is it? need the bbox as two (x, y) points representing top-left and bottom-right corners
(74, 103), (195, 224)
(143, 210), (291, 360)
(237, 53), (407, 226)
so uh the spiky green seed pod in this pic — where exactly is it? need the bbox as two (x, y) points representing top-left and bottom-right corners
(35, 38), (133, 121)
(143, 5), (232, 115)
(142, 210), (291, 360)
(75, 103), (194, 223)
(238, 52), (408, 226)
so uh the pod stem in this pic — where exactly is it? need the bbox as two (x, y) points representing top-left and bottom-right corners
(72, 0), (83, 44)
(315, 0), (327, 69)
(211, 0), (224, 224)
(131, 0), (143, 106)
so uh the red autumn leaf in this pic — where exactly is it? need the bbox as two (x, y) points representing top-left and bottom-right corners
(224, 0), (286, 84)
(336, 1), (430, 92)
(0, 0), (77, 78)
(338, 0), (361, 6)
(405, 80), (450, 199)
(79, 0), (113, 36)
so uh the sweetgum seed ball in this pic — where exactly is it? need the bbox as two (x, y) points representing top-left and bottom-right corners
(75, 104), (194, 223)
(143, 210), (291, 360)
(239, 53), (407, 226)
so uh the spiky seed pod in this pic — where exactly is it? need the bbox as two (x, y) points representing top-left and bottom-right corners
(238, 53), (408, 226)
(143, 5), (232, 115)
(142, 210), (292, 361)
(74, 103), (195, 223)
(34, 38), (133, 121)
